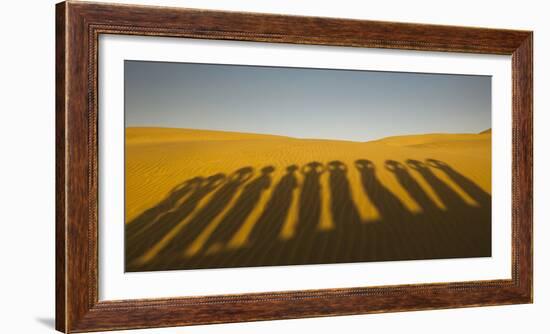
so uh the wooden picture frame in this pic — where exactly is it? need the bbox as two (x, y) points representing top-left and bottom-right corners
(56, 1), (533, 332)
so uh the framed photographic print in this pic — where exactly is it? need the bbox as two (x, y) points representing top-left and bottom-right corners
(56, 1), (533, 332)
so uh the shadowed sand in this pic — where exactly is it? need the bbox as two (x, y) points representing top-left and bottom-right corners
(125, 127), (491, 272)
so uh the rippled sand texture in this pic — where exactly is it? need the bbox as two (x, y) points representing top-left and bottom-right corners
(125, 127), (491, 272)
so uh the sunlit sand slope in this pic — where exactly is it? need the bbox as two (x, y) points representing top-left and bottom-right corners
(125, 127), (491, 271)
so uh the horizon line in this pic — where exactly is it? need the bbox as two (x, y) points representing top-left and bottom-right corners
(125, 126), (492, 143)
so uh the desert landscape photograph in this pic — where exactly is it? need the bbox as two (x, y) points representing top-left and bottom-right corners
(124, 61), (492, 272)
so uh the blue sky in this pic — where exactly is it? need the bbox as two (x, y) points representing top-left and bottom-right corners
(125, 60), (491, 142)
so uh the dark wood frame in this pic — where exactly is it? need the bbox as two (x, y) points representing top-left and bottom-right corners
(56, 1), (533, 332)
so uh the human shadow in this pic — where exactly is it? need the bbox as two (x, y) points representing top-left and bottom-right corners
(249, 165), (299, 243)
(355, 159), (408, 221)
(203, 166), (275, 257)
(126, 159), (492, 272)
(406, 159), (466, 209)
(292, 161), (325, 263)
(127, 167), (253, 271)
(326, 160), (362, 261)
(386, 160), (439, 212)
(242, 165), (299, 266)
(329, 160), (362, 227)
(426, 159), (492, 253)
(355, 159), (415, 259)
(125, 177), (201, 241)
(406, 159), (491, 257)
(385, 160), (452, 257)
(427, 159), (491, 208)
(297, 161), (324, 236)
(125, 174), (225, 266)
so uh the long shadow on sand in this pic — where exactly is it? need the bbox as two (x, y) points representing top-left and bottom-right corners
(125, 159), (491, 272)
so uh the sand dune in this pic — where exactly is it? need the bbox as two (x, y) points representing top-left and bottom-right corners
(126, 127), (293, 145)
(125, 127), (491, 271)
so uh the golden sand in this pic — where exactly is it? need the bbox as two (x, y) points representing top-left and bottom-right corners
(125, 127), (491, 271)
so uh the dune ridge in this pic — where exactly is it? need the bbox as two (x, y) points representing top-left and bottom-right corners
(126, 127), (294, 145)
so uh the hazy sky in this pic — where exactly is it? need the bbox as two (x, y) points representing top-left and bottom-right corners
(125, 60), (491, 142)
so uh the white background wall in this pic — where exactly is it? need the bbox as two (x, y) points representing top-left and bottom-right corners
(0, 0), (546, 333)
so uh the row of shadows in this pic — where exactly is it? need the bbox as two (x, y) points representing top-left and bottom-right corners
(125, 159), (491, 272)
